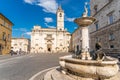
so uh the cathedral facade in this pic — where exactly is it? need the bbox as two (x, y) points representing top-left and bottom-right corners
(30, 6), (71, 53)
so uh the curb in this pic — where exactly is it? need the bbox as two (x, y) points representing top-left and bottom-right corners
(44, 68), (75, 80)
(29, 66), (59, 80)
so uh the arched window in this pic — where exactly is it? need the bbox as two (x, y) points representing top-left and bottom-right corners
(60, 28), (62, 31)
(2, 32), (6, 41)
(94, 5), (98, 13)
(59, 13), (62, 17)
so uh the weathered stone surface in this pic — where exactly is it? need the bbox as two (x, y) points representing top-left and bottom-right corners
(90, 0), (120, 54)
(59, 55), (119, 79)
(44, 69), (74, 80)
(44, 68), (120, 80)
(105, 72), (120, 80)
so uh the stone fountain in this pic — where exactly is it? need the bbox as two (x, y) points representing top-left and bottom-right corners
(59, 5), (119, 80)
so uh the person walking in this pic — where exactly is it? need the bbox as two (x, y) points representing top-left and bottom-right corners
(19, 48), (22, 55)
(10, 50), (13, 56)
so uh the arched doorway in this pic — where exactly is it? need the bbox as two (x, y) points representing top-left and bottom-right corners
(0, 44), (2, 55)
(47, 44), (52, 52)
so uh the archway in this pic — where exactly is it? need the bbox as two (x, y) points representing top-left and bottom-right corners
(48, 48), (51, 52)
(47, 44), (52, 52)
(0, 44), (2, 55)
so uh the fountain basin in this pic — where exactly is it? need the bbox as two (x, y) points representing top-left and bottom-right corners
(74, 17), (96, 27)
(59, 55), (119, 79)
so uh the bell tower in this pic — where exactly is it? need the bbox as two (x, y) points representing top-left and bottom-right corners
(57, 6), (64, 31)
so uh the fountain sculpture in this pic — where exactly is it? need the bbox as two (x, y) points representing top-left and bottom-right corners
(59, 4), (119, 80)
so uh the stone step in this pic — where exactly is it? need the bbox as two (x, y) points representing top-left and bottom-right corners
(44, 68), (120, 80)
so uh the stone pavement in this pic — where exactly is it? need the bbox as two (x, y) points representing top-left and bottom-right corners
(44, 68), (120, 80)
(44, 68), (74, 80)
(0, 53), (28, 61)
(0, 54), (16, 60)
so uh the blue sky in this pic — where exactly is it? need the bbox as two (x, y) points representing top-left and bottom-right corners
(0, 0), (90, 39)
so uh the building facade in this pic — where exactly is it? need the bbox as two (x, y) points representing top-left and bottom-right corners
(11, 38), (30, 53)
(0, 13), (13, 55)
(31, 6), (71, 53)
(71, 27), (82, 53)
(90, 0), (120, 53)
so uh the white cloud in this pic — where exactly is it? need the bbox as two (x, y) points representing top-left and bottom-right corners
(48, 26), (56, 28)
(74, 26), (77, 29)
(66, 17), (75, 22)
(44, 17), (53, 23)
(20, 28), (27, 32)
(45, 23), (56, 28)
(24, 0), (35, 4)
(24, 32), (31, 35)
(85, 2), (88, 5)
(37, 0), (58, 14)
(13, 28), (27, 32)
(24, 0), (58, 14)
(13, 28), (31, 36)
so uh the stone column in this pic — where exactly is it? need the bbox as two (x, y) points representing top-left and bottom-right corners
(81, 26), (91, 60)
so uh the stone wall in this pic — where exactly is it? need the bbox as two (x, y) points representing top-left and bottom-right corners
(71, 27), (82, 53)
(0, 13), (13, 55)
(90, 0), (120, 54)
(90, 20), (120, 53)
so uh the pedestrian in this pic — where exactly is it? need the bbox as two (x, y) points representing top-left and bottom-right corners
(19, 49), (22, 55)
(10, 50), (13, 56)
(17, 50), (19, 55)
